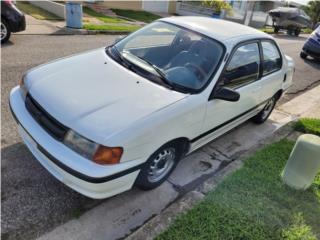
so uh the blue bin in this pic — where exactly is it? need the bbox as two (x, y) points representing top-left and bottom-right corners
(66, 2), (83, 29)
(211, 12), (221, 19)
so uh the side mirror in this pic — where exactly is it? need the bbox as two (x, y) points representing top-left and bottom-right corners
(210, 87), (240, 102)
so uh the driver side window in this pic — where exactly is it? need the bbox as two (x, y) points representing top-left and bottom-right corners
(222, 43), (260, 88)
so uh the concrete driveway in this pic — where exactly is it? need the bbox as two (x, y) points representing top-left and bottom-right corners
(15, 15), (65, 35)
(1, 34), (320, 240)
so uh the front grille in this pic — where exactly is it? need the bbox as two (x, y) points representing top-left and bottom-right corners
(25, 94), (68, 141)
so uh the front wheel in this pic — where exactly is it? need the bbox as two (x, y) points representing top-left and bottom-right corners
(1, 18), (11, 43)
(252, 96), (277, 124)
(135, 143), (182, 190)
(294, 29), (301, 36)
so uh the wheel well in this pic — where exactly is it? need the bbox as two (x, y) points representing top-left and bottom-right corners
(1, 16), (7, 22)
(274, 89), (283, 101)
(166, 137), (190, 157)
(1, 16), (10, 30)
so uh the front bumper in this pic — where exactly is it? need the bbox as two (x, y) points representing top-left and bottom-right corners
(9, 86), (144, 199)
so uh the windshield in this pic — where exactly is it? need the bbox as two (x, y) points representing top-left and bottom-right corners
(111, 21), (224, 93)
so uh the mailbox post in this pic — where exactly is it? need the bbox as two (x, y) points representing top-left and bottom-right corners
(65, 2), (83, 29)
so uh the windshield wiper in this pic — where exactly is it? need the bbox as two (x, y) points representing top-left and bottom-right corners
(107, 46), (136, 72)
(132, 55), (174, 89)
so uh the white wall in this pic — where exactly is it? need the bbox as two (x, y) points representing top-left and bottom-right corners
(142, 0), (169, 13)
(30, 1), (65, 19)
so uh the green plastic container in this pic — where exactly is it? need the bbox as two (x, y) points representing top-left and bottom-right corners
(281, 134), (320, 190)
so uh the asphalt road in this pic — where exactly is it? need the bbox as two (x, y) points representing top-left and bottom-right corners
(1, 34), (320, 240)
(272, 34), (320, 104)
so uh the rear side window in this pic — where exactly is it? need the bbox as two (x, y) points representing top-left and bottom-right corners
(261, 41), (282, 76)
(222, 43), (260, 88)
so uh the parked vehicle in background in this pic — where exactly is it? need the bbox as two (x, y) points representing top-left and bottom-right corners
(300, 25), (320, 60)
(1, 0), (26, 43)
(268, 7), (311, 36)
(10, 17), (294, 199)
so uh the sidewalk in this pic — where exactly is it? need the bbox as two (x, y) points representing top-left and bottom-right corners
(36, 86), (320, 240)
(15, 15), (65, 35)
(14, 14), (137, 35)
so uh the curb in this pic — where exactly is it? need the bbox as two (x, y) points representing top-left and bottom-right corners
(52, 27), (132, 35)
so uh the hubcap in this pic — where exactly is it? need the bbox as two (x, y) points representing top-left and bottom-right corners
(261, 98), (275, 120)
(1, 22), (7, 41)
(147, 148), (175, 183)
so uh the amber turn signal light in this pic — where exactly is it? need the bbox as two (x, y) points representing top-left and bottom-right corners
(92, 146), (123, 165)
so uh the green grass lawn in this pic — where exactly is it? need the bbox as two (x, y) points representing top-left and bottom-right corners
(111, 9), (161, 23)
(83, 24), (140, 32)
(83, 7), (127, 24)
(294, 118), (320, 136)
(259, 27), (275, 34)
(16, 2), (63, 20)
(302, 28), (313, 34)
(157, 139), (320, 240)
(259, 27), (313, 35)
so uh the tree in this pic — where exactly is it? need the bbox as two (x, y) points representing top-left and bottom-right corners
(303, 0), (320, 28)
(201, 0), (232, 14)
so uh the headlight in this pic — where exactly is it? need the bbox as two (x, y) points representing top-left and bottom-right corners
(20, 74), (28, 98)
(63, 130), (123, 165)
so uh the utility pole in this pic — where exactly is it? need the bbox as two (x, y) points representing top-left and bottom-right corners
(243, 1), (256, 26)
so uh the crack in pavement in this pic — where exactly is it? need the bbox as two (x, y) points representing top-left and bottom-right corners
(210, 147), (233, 161)
(286, 79), (320, 95)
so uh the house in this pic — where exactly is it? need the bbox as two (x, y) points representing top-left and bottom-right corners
(176, 0), (285, 28)
(98, 0), (285, 28)
(96, 1), (177, 14)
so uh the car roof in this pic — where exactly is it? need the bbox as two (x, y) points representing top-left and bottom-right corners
(161, 16), (272, 44)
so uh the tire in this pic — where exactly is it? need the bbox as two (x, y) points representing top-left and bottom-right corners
(300, 51), (307, 59)
(252, 96), (277, 124)
(135, 142), (183, 190)
(294, 29), (301, 36)
(274, 26), (279, 33)
(1, 18), (11, 43)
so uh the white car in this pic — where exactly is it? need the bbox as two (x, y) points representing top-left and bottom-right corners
(10, 17), (294, 199)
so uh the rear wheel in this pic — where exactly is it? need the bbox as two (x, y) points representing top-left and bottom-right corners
(1, 18), (11, 43)
(294, 29), (301, 36)
(252, 96), (277, 124)
(135, 143), (182, 190)
(274, 26), (279, 33)
(300, 51), (307, 59)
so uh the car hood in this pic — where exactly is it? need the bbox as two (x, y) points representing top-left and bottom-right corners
(26, 48), (187, 143)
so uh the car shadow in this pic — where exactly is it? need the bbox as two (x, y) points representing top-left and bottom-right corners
(272, 34), (309, 41)
(1, 41), (14, 48)
(1, 141), (162, 240)
(1, 142), (103, 240)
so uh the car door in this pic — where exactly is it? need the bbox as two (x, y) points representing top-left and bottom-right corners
(194, 41), (263, 146)
(257, 40), (284, 103)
